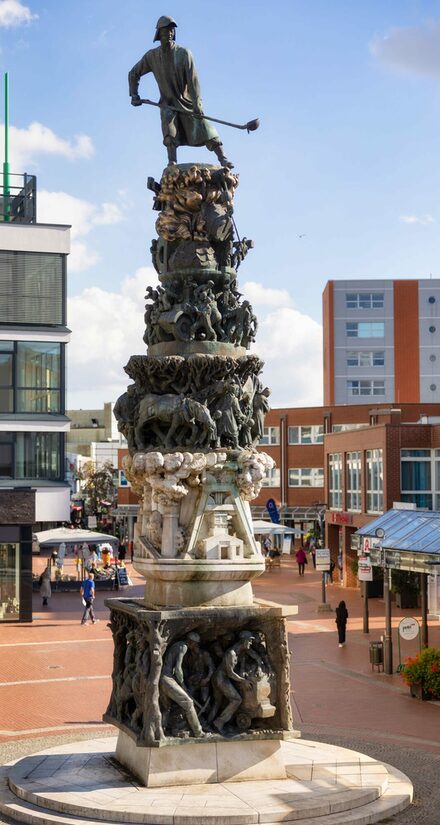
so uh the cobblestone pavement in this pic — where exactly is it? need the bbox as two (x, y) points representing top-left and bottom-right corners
(0, 558), (438, 822)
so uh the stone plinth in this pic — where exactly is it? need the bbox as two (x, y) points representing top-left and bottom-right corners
(103, 599), (295, 767)
(116, 733), (290, 786)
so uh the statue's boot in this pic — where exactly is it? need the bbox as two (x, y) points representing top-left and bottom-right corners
(211, 142), (234, 169)
(166, 141), (177, 165)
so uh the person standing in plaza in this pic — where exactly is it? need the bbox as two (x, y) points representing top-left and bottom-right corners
(295, 546), (307, 576)
(335, 600), (348, 647)
(39, 563), (52, 607)
(80, 571), (98, 625)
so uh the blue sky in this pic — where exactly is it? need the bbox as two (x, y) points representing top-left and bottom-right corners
(2, 0), (440, 407)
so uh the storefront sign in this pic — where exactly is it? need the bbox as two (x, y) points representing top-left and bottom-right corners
(316, 547), (331, 571)
(398, 617), (419, 641)
(330, 512), (353, 525)
(358, 556), (373, 582)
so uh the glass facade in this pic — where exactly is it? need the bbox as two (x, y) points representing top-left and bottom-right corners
(400, 449), (440, 510)
(329, 453), (342, 509)
(0, 543), (20, 620)
(288, 425), (324, 444)
(366, 449), (383, 513)
(288, 467), (324, 487)
(0, 341), (62, 414)
(0, 432), (62, 480)
(346, 451), (361, 511)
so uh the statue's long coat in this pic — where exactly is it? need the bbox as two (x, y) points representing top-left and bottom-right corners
(129, 44), (220, 147)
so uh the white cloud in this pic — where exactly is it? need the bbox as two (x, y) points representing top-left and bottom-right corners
(38, 191), (124, 272)
(0, 0), (37, 27)
(67, 276), (323, 410)
(0, 122), (94, 170)
(400, 214), (436, 225)
(242, 280), (292, 307)
(67, 268), (154, 408)
(253, 306), (323, 407)
(371, 21), (440, 77)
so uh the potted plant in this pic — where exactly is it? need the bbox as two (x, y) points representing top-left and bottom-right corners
(392, 570), (420, 609)
(400, 647), (440, 700)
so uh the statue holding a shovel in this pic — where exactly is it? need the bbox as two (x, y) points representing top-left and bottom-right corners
(129, 15), (259, 168)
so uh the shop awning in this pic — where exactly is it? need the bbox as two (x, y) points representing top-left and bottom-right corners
(356, 509), (440, 572)
(35, 527), (119, 548)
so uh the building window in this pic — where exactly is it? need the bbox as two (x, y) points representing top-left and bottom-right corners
(260, 426), (280, 445)
(401, 449), (432, 510)
(288, 468), (324, 487)
(346, 451), (361, 511)
(0, 251), (65, 325)
(328, 453), (342, 510)
(346, 322), (385, 338)
(347, 380), (385, 396)
(346, 292), (384, 310)
(332, 423), (369, 432)
(288, 425), (324, 445)
(346, 351), (385, 367)
(0, 432), (62, 480)
(261, 467), (280, 487)
(366, 449), (383, 513)
(0, 341), (62, 414)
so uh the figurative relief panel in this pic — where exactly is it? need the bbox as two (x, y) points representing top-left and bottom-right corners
(104, 608), (291, 746)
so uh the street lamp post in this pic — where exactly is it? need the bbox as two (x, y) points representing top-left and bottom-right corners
(376, 527), (393, 675)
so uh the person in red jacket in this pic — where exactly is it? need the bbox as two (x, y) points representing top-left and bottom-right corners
(295, 547), (307, 576)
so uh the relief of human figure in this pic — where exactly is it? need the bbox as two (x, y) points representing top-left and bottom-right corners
(159, 632), (205, 738)
(209, 631), (254, 734)
(129, 16), (233, 169)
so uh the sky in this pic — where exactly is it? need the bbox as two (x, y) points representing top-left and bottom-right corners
(2, 0), (440, 409)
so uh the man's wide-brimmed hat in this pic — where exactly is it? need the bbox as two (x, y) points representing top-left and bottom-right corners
(154, 15), (177, 42)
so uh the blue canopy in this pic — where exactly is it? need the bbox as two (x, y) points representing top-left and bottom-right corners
(356, 509), (440, 571)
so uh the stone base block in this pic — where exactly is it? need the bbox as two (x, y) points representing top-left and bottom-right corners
(116, 730), (287, 786)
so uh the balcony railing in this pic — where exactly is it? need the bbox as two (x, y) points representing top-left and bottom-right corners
(0, 172), (36, 224)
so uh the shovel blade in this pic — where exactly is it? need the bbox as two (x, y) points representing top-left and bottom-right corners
(246, 118), (260, 132)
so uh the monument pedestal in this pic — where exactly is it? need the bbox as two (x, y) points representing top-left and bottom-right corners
(104, 599), (297, 769)
(116, 731), (295, 786)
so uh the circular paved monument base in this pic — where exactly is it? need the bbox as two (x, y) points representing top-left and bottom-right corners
(0, 736), (413, 825)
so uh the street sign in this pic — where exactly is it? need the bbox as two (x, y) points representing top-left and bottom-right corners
(316, 547), (331, 571)
(398, 617), (419, 641)
(358, 556), (373, 582)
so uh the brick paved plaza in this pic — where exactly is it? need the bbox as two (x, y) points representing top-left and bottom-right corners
(0, 559), (439, 823)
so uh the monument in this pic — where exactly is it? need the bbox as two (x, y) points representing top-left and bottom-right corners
(106, 13), (296, 786)
(0, 18), (413, 825)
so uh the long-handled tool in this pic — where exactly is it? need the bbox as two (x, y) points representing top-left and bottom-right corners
(139, 98), (260, 133)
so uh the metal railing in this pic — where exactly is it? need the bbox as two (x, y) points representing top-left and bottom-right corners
(0, 172), (36, 224)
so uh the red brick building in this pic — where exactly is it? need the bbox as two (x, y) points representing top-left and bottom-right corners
(252, 403), (440, 533)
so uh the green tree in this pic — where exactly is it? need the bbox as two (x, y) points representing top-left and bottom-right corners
(76, 461), (117, 524)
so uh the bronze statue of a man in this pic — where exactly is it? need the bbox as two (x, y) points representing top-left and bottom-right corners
(129, 15), (233, 168)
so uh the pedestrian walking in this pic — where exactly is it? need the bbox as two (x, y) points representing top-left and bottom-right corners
(295, 547), (307, 576)
(39, 564), (52, 607)
(262, 537), (272, 557)
(309, 539), (317, 569)
(80, 572), (98, 625)
(335, 600), (348, 647)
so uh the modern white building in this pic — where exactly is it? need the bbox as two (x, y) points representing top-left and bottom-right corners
(0, 174), (71, 620)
